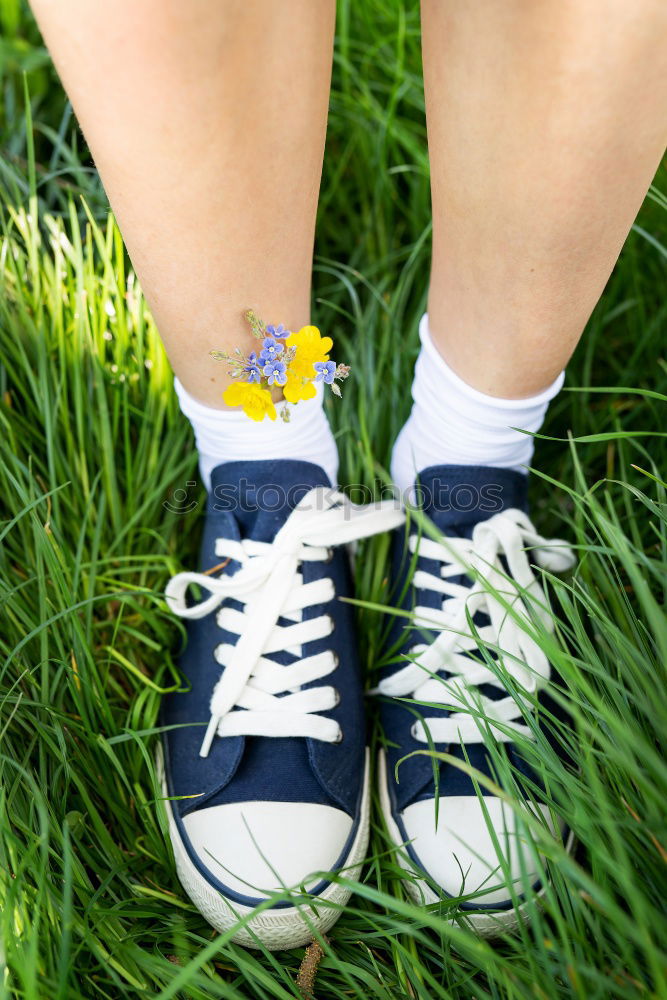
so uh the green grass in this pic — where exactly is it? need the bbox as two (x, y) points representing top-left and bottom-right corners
(1, 1), (667, 997)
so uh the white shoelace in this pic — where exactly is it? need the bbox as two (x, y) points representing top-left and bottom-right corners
(165, 489), (404, 757)
(376, 509), (575, 746)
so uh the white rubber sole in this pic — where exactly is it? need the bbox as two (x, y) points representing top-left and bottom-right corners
(158, 746), (371, 950)
(378, 750), (573, 938)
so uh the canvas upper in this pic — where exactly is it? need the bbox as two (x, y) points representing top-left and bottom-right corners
(161, 459), (402, 910)
(378, 464), (574, 910)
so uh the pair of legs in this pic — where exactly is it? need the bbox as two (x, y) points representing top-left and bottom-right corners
(29, 0), (667, 950)
(30, 0), (667, 411)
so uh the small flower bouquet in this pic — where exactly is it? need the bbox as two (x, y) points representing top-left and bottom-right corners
(211, 310), (350, 422)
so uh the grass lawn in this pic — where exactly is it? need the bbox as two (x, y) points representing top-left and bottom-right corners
(1, 2), (667, 997)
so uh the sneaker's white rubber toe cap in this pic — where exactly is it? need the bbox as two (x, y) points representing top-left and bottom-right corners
(182, 801), (353, 898)
(401, 795), (555, 904)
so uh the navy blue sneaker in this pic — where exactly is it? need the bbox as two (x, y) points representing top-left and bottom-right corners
(377, 465), (575, 934)
(160, 460), (403, 948)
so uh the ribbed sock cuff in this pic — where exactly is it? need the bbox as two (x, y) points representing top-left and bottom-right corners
(174, 377), (339, 491)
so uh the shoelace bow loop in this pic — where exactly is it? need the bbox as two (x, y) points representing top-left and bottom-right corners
(165, 488), (405, 756)
(377, 508), (574, 745)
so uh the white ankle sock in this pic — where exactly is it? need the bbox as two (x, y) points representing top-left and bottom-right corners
(174, 378), (339, 490)
(391, 314), (564, 495)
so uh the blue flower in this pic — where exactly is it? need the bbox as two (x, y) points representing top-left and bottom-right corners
(259, 337), (284, 364)
(243, 351), (262, 383)
(263, 359), (287, 387)
(314, 360), (336, 384)
(266, 323), (288, 340)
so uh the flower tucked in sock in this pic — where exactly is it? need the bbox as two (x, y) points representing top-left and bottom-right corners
(211, 310), (350, 420)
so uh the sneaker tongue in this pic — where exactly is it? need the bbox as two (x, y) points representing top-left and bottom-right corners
(209, 459), (333, 542)
(413, 464), (529, 531)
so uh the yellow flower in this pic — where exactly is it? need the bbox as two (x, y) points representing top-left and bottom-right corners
(283, 375), (317, 404)
(223, 382), (277, 422)
(285, 325), (333, 379)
